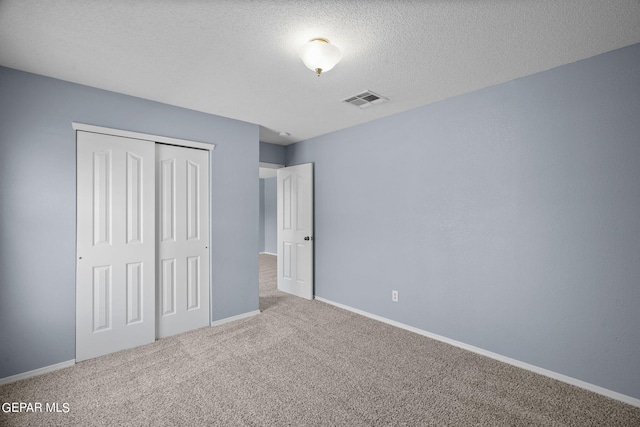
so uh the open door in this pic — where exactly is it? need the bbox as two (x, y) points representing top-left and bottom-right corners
(277, 163), (313, 300)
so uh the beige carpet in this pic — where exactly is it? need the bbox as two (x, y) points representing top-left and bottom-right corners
(1, 254), (638, 426)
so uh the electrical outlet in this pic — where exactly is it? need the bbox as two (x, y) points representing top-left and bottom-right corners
(392, 290), (399, 302)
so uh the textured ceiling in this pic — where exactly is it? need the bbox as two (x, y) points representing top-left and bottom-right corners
(1, 1), (639, 145)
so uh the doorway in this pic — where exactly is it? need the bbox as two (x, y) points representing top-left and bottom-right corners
(258, 162), (314, 301)
(259, 163), (281, 310)
(259, 164), (281, 256)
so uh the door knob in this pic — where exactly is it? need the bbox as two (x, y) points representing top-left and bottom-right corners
(304, 236), (313, 241)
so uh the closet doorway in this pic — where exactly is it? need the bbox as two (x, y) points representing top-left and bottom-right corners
(75, 124), (213, 362)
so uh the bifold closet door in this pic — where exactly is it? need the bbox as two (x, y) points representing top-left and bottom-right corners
(156, 144), (210, 339)
(76, 131), (156, 362)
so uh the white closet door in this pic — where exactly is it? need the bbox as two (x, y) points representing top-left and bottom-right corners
(156, 144), (210, 338)
(76, 131), (156, 362)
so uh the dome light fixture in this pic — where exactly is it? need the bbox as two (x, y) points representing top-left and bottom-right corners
(298, 38), (342, 77)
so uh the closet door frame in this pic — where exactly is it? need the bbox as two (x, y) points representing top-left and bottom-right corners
(73, 122), (215, 360)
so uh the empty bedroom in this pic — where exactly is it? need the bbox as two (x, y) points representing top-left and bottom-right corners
(1, 1), (640, 425)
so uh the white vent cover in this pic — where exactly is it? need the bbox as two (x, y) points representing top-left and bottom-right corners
(343, 90), (388, 108)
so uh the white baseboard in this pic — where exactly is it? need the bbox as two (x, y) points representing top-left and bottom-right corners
(0, 359), (76, 386)
(210, 309), (261, 327)
(314, 296), (640, 408)
(259, 252), (277, 256)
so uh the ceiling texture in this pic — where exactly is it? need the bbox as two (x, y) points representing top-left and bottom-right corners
(1, 0), (639, 145)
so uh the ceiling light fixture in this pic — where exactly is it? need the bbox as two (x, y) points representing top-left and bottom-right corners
(298, 38), (342, 77)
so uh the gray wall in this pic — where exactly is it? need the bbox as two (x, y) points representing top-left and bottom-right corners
(259, 142), (283, 253)
(262, 178), (277, 253)
(258, 177), (278, 254)
(260, 141), (286, 165)
(0, 66), (260, 379)
(259, 180), (266, 252)
(286, 44), (640, 399)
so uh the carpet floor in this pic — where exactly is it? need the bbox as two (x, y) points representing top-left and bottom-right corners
(1, 254), (639, 426)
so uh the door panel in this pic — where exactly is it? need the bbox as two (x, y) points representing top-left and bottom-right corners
(161, 258), (177, 316)
(76, 131), (156, 362)
(186, 256), (200, 310)
(92, 150), (111, 246)
(126, 262), (143, 324)
(126, 153), (144, 244)
(159, 158), (176, 242)
(156, 144), (210, 338)
(277, 163), (314, 300)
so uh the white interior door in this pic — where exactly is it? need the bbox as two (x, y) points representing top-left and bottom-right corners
(277, 163), (314, 300)
(156, 144), (210, 338)
(76, 131), (156, 362)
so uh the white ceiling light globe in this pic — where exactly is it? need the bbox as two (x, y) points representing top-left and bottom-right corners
(298, 38), (342, 76)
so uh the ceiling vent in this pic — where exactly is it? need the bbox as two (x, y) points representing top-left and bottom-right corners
(343, 90), (388, 108)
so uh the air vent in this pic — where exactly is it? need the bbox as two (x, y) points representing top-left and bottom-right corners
(343, 90), (388, 108)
